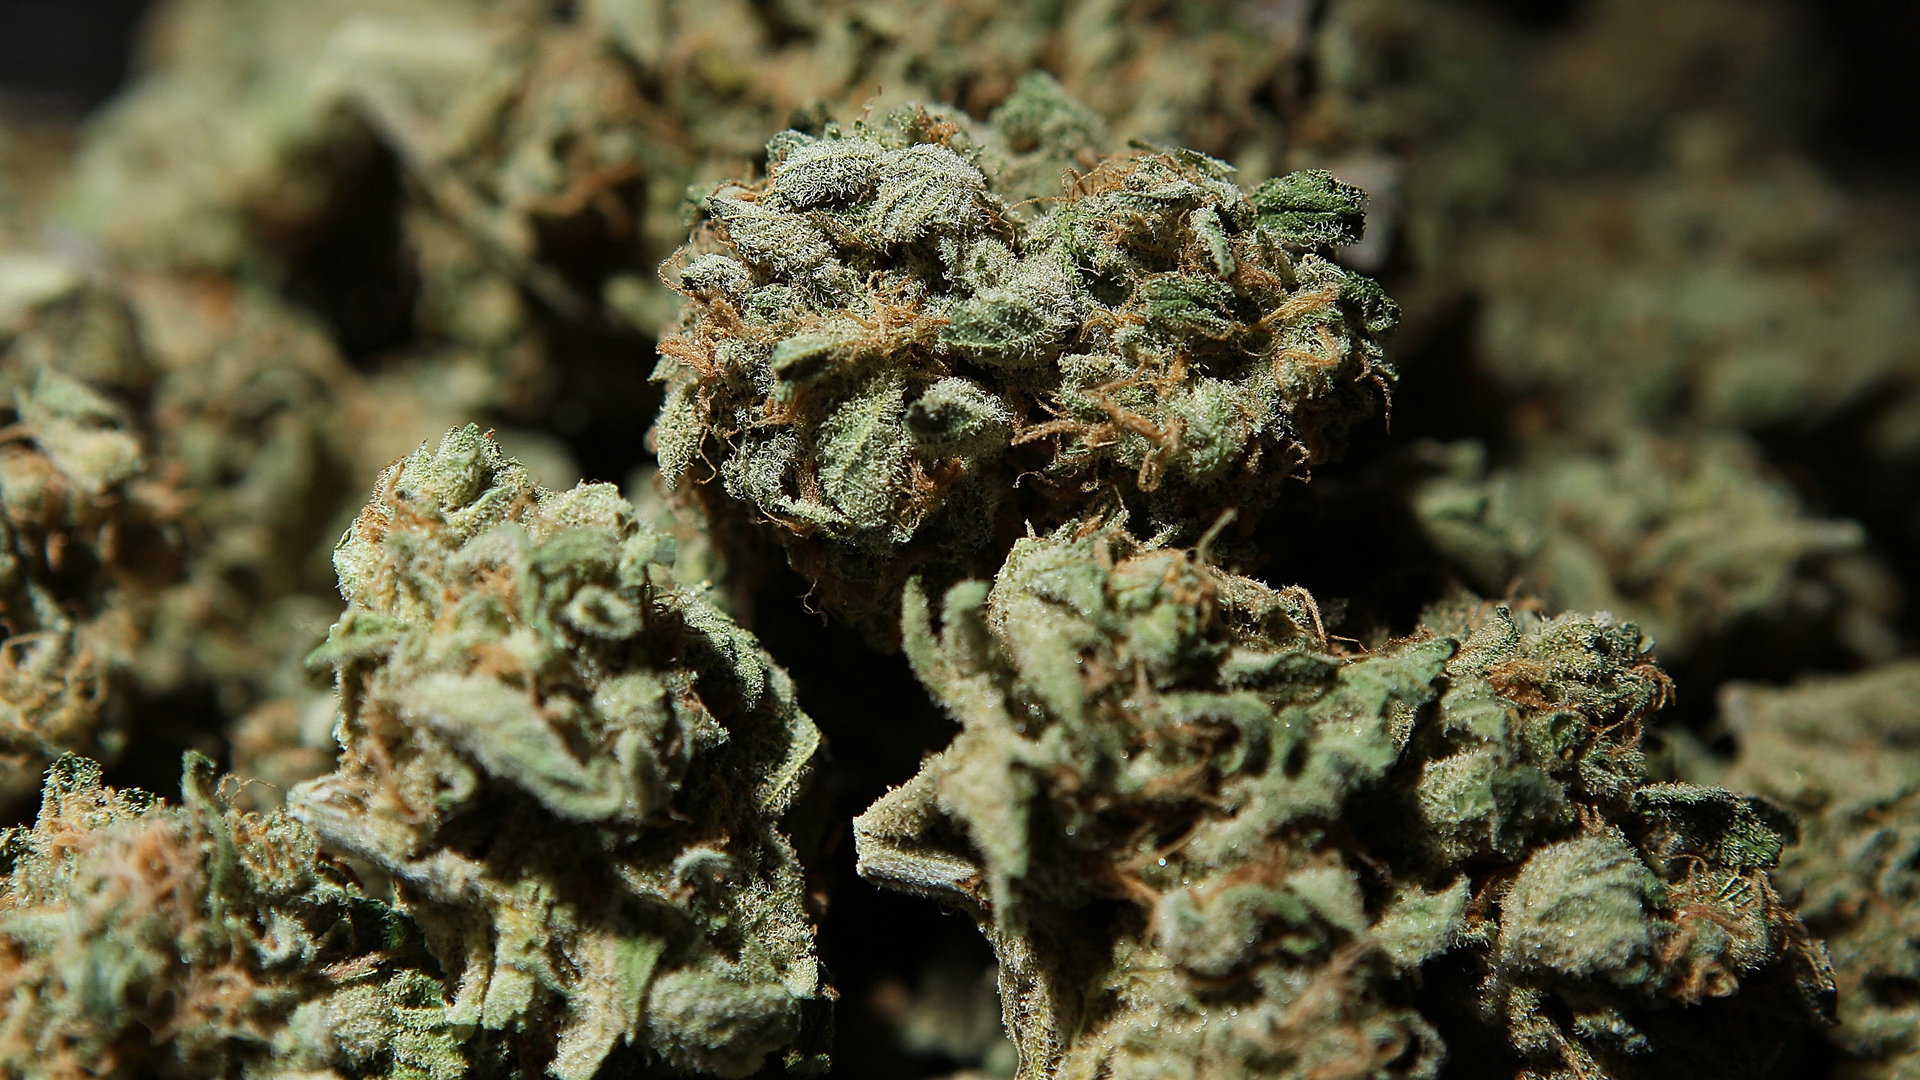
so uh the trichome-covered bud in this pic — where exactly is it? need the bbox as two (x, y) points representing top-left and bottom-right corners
(289, 425), (829, 1079)
(0, 753), (468, 1080)
(651, 102), (1396, 639)
(3, 251), (481, 801)
(1249, 169), (1373, 248)
(1414, 600), (1835, 1079)
(1411, 432), (1896, 663)
(856, 529), (1834, 1078)
(856, 525), (1448, 1079)
(1715, 663), (1920, 1079)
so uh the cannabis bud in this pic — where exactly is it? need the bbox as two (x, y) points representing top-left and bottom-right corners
(10, 1), (1893, 1071)
(1468, 132), (1920, 454)
(1412, 432), (1894, 663)
(857, 528), (1833, 1078)
(0, 753), (467, 1080)
(650, 97), (1396, 638)
(1716, 663), (1920, 1078)
(289, 426), (829, 1079)
(0, 257), (181, 810)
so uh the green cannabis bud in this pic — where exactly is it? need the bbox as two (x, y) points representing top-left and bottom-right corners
(1411, 432), (1896, 663)
(128, 276), (370, 707)
(1416, 599), (1833, 1079)
(651, 103), (1394, 638)
(856, 528), (1833, 1078)
(1715, 663), (1920, 1079)
(0, 242), (471, 806)
(0, 258), (182, 809)
(1468, 128), (1920, 453)
(856, 527), (1450, 1079)
(21, 2), (1905, 1075)
(289, 426), (829, 1079)
(0, 753), (468, 1080)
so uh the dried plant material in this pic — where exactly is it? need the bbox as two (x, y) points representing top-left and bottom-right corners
(857, 528), (1832, 1078)
(1718, 665), (1920, 1080)
(0, 260), (184, 810)
(652, 100), (1394, 639)
(1469, 133), (1920, 452)
(0, 753), (473, 1080)
(289, 426), (829, 1078)
(0, 1), (1902, 1074)
(1412, 432), (1898, 664)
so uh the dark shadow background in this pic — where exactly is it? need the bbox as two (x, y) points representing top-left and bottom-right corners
(0, 0), (150, 115)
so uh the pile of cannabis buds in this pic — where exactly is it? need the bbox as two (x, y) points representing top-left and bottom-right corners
(0, 1), (1916, 1078)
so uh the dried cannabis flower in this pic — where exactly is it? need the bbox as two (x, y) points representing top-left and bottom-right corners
(0, 257), (182, 810)
(0, 244), (477, 808)
(652, 103), (1395, 637)
(1716, 663), (1920, 1079)
(856, 529), (1834, 1079)
(21, 4), (1896, 1075)
(0, 753), (467, 1080)
(1414, 599), (1833, 1080)
(1466, 126), (1920, 453)
(289, 426), (829, 1079)
(127, 276), (370, 710)
(856, 527), (1451, 1079)
(1411, 432), (1897, 664)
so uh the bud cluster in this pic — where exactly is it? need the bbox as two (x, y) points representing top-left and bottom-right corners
(653, 95), (1394, 637)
